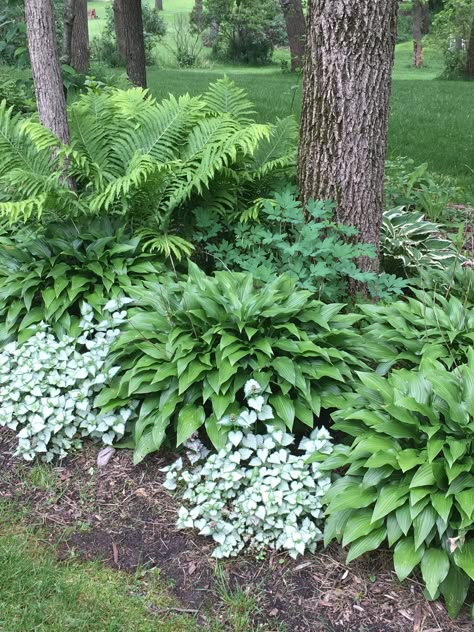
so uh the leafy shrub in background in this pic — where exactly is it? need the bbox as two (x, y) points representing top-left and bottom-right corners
(353, 290), (474, 373)
(0, 219), (162, 344)
(163, 380), (333, 559)
(195, 189), (407, 302)
(97, 262), (364, 463)
(203, 0), (285, 65)
(0, 71), (35, 115)
(0, 79), (296, 257)
(381, 207), (461, 276)
(0, 302), (136, 461)
(313, 355), (474, 617)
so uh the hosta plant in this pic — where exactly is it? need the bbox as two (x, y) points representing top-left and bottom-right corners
(97, 262), (363, 463)
(0, 301), (137, 461)
(355, 290), (474, 372)
(312, 355), (474, 617)
(163, 380), (333, 559)
(0, 218), (162, 343)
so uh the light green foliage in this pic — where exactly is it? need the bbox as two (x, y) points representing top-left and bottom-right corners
(314, 354), (474, 617)
(0, 219), (162, 343)
(431, 0), (474, 77)
(97, 262), (363, 463)
(381, 207), (460, 276)
(356, 289), (474, 371)
(0, 302), (136, 462)
(163, 380), (332, 559)
(195, 188), (407, 302)
(0, 78), (296, 255)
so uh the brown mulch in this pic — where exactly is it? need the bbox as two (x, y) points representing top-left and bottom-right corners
(0, 427), (472, 632)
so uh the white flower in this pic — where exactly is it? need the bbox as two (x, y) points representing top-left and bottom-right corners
(244, 379), (261, 398)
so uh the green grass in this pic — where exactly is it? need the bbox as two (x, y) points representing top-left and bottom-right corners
(0, 502), (198, 632)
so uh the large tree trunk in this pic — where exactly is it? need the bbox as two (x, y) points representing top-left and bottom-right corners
(122, 0), (147, 88)
(71, 0), (89, 73)
(155, 0), (163, 9)
(467, 15), (474, 78)
(24, 0), (70, 145)
(413, 0), (424, 67)
(280, 0), (306, 71)
(298, 0), (399, 277)
(113, 0), (127, 61)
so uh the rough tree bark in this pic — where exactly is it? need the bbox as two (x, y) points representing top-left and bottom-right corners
(155, 0), (163, 10)
(122, 0), (147, 88)
(421, 1), (430, 34)
(24, 0), (70, 144)
(280, 0), (306, 71)
(113, 0), (127, 61)
(71, 0), (89, 73)
(194, 0), (203, 26)
(298, 0), (399, 276)
(61, 0), (75, 65)
(467, 15), (474, 77)
(413, 0), (424, 67)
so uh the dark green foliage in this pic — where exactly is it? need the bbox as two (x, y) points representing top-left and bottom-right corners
(0, 71), (35, 115)
(195, 188), (407, 302)
(96, 262), (365, 463)
(313, 355), (474, 617)
(0, 219), (162, 342)
(0, 0), (28, 67)
(203, 0), (284, 65)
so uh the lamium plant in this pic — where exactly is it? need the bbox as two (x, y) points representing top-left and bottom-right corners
(163, 380), (333, 559)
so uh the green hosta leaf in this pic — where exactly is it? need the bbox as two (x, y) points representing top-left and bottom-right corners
(454, 540), (474, 581)
(269, 394), (295, 430)
(395, 505), (412, 536)
(326, 485), (377, 513)
(427, 437), (445, 462)
(421, 548), (450, 600)
(371, 485), (409, 523)
(178, 362), (210, 394)
(430, 492), (453, 524)
(409, 463), (436, 488)
(413, 506), (437, 550)
(176, 404), (205, 446)
(394, 537), (424, 582)
(346, 527), (387, 563)
(342, 510), (382, 547)
(439, 564), (470, 618)
(456, 489), (474, 519)
(273, 357), (296, 386)
(205, 415), (227, 451)
(211, 393), (234, 421)
(397, 449), (425, 473)
(324, 509), (353, 547)
(294, 399), (314, 427)
(386, 512), (403, 547)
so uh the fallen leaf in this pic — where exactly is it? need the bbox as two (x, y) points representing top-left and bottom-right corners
(97, 446), (115, 468)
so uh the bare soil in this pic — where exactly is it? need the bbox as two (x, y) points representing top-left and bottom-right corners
(0, 428), (472, 632)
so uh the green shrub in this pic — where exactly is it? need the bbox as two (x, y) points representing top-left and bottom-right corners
(163, 381), (332, 559)
(0, 219), (162, 343)
(0, 79), (296, 257)
(96, 262), (364, 463)
(312, 355), (474, 617)
(195, 188), (407, 302)
(0, 71), (35, 114)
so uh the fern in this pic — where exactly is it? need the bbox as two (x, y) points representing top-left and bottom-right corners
(0, 80), (296, 255)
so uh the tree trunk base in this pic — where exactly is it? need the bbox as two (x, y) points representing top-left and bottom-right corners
(413, 40), (423, 68)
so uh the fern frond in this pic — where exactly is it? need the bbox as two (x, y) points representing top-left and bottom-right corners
(251, 116), (298, 177)
(202, 77), (256, 123)
(0, 194), (49, 222)
(139, 231), (194, 260)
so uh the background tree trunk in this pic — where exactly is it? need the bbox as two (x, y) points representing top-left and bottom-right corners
(413, 0), (424, 67)
(466, 15), (474, 77)
(194, 0), (203, 26)
(155, 0), (163, 10)
(298, 0), (399, 276)
(421, 1), (430, 34)
(71, 0), (89, 73)
(24, 0), (70, 144)
(123, 0), (147, 88)
(61, 0), (75, 65)
(113, 0), (127, 61)
(280, 0), (306, 71)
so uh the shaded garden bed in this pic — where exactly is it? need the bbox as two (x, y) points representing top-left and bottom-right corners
(0, 428), (471, 632)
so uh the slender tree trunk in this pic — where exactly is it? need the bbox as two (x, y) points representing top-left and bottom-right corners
(122, 0), (147, 88)
(421, 1), (430, 34)
(413, 0), (424, 67)
(298, 0), (399, 277)
(61, 0), (75, 65)
(194, 0), (203, 27)
(155, 0), (163, 9)
(24, 0), (70, 144)
(280, 0), (306, 71)
(71, 0), (89, 73)
(467, 15), (474, 77)
(113, 0), (127, 61)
